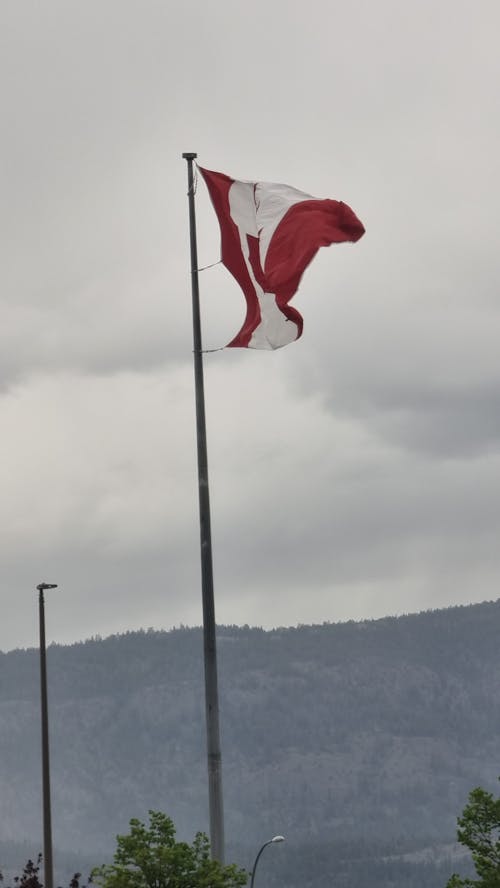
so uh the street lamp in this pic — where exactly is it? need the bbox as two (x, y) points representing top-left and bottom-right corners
(250, 836), (285, 888)
(37, 582), (58, 888)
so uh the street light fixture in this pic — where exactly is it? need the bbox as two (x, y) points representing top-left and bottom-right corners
(250, 836), (285, 888)
(37, 582), (58, 888)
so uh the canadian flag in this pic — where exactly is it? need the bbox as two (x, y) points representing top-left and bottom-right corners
(199, 166), (365, 350)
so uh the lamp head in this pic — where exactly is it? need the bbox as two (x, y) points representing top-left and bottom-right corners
(37, 583), (58, 591)
(271, 836), (285, 843)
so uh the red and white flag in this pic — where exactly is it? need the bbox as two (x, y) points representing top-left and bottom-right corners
(199, 166), (365, 350)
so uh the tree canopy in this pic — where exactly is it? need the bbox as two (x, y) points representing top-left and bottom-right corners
(447, 783), (500, 888)
(91, 811), (247, 888)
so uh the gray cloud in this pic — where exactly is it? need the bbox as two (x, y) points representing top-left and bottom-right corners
(1, 0), (500, 650)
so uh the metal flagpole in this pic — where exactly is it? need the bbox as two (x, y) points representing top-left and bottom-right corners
(182, 152), (225, 863)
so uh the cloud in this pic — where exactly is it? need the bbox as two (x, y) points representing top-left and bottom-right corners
(1, 0), (500, 650)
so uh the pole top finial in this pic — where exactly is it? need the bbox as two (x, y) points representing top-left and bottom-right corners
(182, 152), (197, 160)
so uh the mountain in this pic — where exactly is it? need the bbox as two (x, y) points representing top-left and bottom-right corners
(2, 600), (500, 888)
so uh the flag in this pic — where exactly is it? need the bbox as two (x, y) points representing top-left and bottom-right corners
(199, 166), (365, 350)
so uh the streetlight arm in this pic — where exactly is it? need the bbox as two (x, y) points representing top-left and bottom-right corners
(250, 837), (284, 888)
(250, 842), (272, 888)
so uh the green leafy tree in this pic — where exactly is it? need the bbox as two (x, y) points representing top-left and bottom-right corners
(91, 811), (247, 888)
(447, 784), (500, 888)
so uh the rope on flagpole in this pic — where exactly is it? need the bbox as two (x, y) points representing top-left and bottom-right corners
(188, 162), (223, 352)
(187, 165), (198, 196)
(195, 259), (222, 272)
(190, 165), (220, 271)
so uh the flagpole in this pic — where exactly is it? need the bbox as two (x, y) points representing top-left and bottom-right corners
(182, 152), (225, 864)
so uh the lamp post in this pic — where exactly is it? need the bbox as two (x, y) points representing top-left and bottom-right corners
(250, 836), (285, 888)
(37, 582), (58, 888)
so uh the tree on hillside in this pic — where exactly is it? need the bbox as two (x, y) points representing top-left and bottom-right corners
(0, 855), (85, 888)
(447, 783), (500, 888)
(91, 811), (247, 888)
(0, 856), (43, 888)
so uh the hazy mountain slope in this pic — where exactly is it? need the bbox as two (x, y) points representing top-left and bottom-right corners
(1, 600), (499, 887)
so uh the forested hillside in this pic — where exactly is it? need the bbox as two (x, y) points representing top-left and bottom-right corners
(1, 600), (500, 888)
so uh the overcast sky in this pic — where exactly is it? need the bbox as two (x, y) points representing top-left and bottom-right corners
(1, 0), (499, 651)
